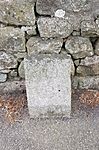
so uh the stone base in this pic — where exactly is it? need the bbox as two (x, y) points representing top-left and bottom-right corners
(28, 105), (71, 119)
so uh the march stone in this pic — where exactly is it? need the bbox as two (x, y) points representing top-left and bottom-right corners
(24, 54), (72, 118)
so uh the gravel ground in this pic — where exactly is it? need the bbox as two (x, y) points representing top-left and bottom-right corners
(0, 106), (99, 150)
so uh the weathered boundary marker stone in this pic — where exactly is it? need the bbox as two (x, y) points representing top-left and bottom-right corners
(24, 54), (72, 118)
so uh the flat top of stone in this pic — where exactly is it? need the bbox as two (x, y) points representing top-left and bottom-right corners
(25, 53), (72, 63)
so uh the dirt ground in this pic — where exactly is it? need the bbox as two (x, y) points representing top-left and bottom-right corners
(0, 106), (99, 150)
(0, 89), (99, 150)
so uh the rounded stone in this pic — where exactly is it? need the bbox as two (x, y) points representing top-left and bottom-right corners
(18, 61), (25, 79)
(95, 39), (99, 55)
(26, 37), (63, 55)
(65, 36), (93, 59)
(0, 51), (18, 70)
(0, 73), (7, 83)
(37, 17), (73, 38)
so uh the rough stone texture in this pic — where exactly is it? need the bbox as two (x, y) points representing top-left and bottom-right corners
(65, 36), (93, 59)
(0, 80), (25, 94)
(0, 0), (36, 26)
(74, 60), (80, 66)
(96, 18), (99, 25)
(67, 13), (93, 31)
(0, 51), (18, 72)
(0, 27), (25, 53)
(0, 73), (7, 83)
(95, 39), (99, 55)
(24, 54), (72, 118)
(72, 31), (80, 36)
(26, 37), (63, 55)
(60, 50), (75, 76)
(71, 61), (75, 76)
(81, 20), (99, 37)
(77, 55), (99, 76)
(18, 60), (25, 79)
(55, 9), (65, 18)
(37, 17), (73, 38)
(14, 52), (27, 62)
(0, 23), (5, 28)
(72, 76), (99, 90)
(36, 0), (92, 16)
(36, 0), (99, 31)
(0, 0), (99, 89)
(9, 70), (18, 78)
(21, 26), (37, 35)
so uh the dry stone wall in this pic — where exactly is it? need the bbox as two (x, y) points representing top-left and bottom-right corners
(0, 0), (99, 90)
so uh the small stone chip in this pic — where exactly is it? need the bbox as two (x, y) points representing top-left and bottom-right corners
(55, 9), (65, 18)
(0, 73), (7, 83)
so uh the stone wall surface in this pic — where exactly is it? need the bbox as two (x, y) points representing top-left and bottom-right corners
(0, 0), (99, 90)
(0, 0), (36, 25)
